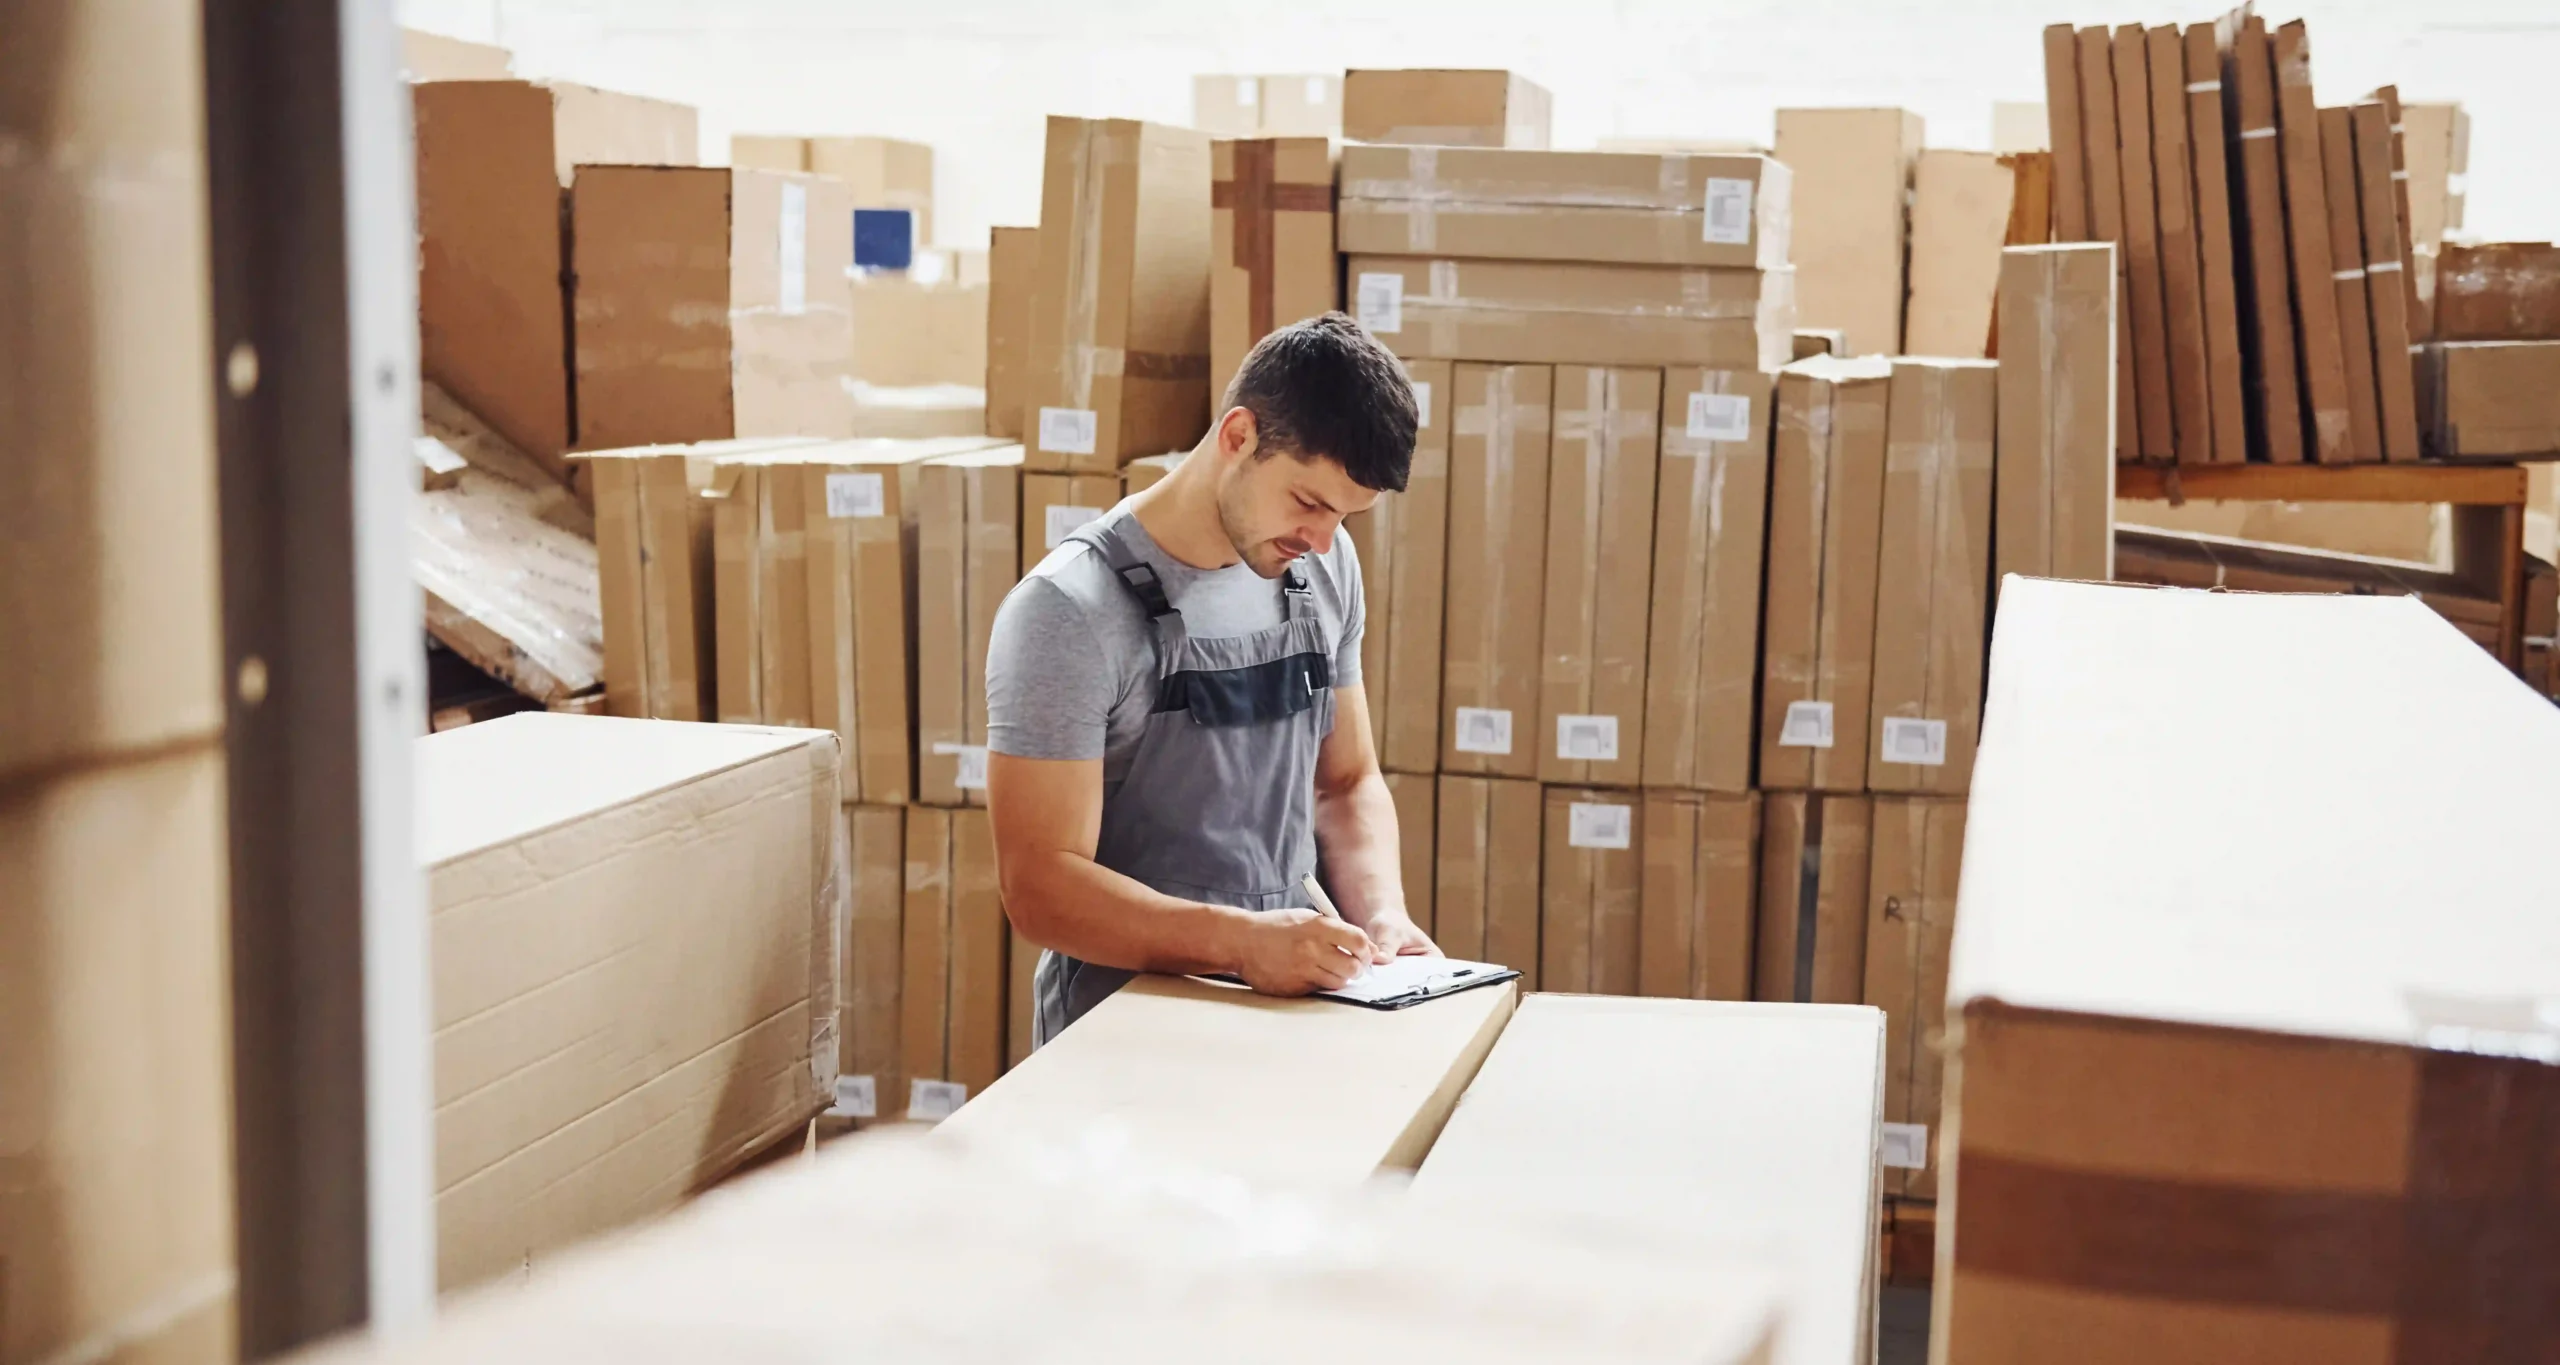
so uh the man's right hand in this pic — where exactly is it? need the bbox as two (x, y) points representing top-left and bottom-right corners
(1229, 908), (1373, 996)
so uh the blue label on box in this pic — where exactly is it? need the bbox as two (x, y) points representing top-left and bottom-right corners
(852, 208), (915, 271)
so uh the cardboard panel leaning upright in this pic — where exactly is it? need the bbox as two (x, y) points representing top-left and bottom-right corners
(1760, 355), (1892, 792)
(1537, 366), (1662, 788)
(1440, 364), (1555, 779)
(1643, 368), (1776, 794)
(1868, 359), (1995, 793)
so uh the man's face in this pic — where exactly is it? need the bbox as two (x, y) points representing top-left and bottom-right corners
(1212, 420), (1381, 579)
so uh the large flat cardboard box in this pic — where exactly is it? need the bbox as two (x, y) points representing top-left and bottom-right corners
(1539, 786), (1644, 994)
(1194, 74), (1344, 138)
(897, 806), (1005, 1119)
(572, 166), (853, 449)
(1411, 995), (1885, 1365)
(1368, 359), (1454, 774)
(419, 713), (839, 1289)
(1019, 472), (1121, 576)
(914, 444), (1024, 806)
(2434, 242), (2560, 342)
(2144, 23), (2217, 465)
(1861, 794), (1965, 1199)
(1902, 150), (2016, 357)
(2107, 26), (2175, 464)
(417, 80), (698, 475)
(984, 226), (1039, 439)
(1384, 770), (1437, 935)
(850, 269), (986, 388)
(939, 973), (1518, 1189)
(585, 440), (747, 722)
(1643, 369), (1775, 793)
(1440, 363), (1554, 779)
(1434, 775), (1543, 978)
(842, 803), (905, 1121)
(1212, 137), (1337, 402)
(1638, 791), (1760, 1001)
(402, 26), (511, 79)
(1936, 580), (2560, 1362)
(1759, 356), (1890, 792)
(2316, 105), (2384, 463)
(2271, 19), (2356, 462)
(1773, 107), (1922, 356)
(1755, 791), (1871, 1006)
(1027, 118), (1213, 473)
(1869, 359), (1995, 794)
(730, 134), (935, 244)
(1994, 245), (2117, 599)
(2430, 339), (2560, 458)
(1341, 69), (1551, 148)
(1348, 255), (1794, 370)
(1338, 145), (1789, 270)
(2182, 23), (2251, 466)
(1538, 366), (1661, 787)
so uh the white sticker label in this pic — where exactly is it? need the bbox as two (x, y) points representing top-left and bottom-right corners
(1568, 801), (1634, 850)
(908, 1078), (967, 1122)
(1702, 177), (1755, 244)
(1236, 76), (1260, 109)
(824, 470), (885, 519)
(1038, 406), (1098, 456)
(1452, 706), (1513, 755)
(778, 181), (808, 315)
(1355, 271), (1405, 334)
(1555, 714), (1620, 762)
(932, 741), (989, 790)
(1882, 1122), (1930, 1170)
(1880, 716), (1948, 767)
(1411, 380), (1432, 428)
(1044, 503), (1105, 550)
(828, 1074), (877, 1120)
(1686, 391), (1752, 442)
(1779, 700), (1836, 748)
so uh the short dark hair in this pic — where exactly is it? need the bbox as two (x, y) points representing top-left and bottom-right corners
(1222, 312), (1416, 493)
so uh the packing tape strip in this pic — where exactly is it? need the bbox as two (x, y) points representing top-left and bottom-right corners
(2333, 266), (2367, 281)
(2391, 169), (2410, 181)
(2239, 125), (2277, 140)
(2185, 79), (2221, 93)
(2367, 259), (2403, 274)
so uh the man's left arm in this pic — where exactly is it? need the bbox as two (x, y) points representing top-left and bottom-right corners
(1313, 684), (1438, 961)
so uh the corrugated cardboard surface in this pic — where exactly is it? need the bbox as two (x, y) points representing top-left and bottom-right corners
(1638, 790), (1760, 1002)
(1211, 137), (1337, 404)
(2270, 20), (2355, 462)
(1384, 771), (1438, 936)
(947, 808), (1006, 1101)
(730, 169), (856, 440)
(2220, 14), (2305, 465)
(418, 714), (838, 1290)
(2108, 27), (2175, 463)
(985, 226), (1040, 439)
(847, 382), (985, 440)
(1440, 364), (1554, 778)
(1643, 368), (1774, 794)
(1993, 245), (2117, 600)
(1868, 360), (1994, 795)
(1338, 146), (1788, 270)
(2317, 106), (2385, 463)
(2434, 242), (2560, 342)
(1538, 367), (1661, 787)
(916, 444), (1025, 805)
(938, 973), (1518, 1190)
(1903, 151), (2016, 358)
(1380, 360), (1454, 773)
(901, 806), (954, 1119)
(1348, 255), (1794, 370)
(1773, 108), (1921, 356)
(1196, 74), (1344, 139)
(589, 449), (723, 722)
(1122, 451), (1181, 494)
(843, 803), (905, 1115)
(403, 26), (512, 78)
(2182, 23), (2251, 466)
(803, 447), (936, 806)
(2434, 340), (2560, 458)
(1019, 472), (1121, 576)
(1432, 775), (1543, 979)
(1759, 356), (1891, 792)
(808, 135), (936, 244)
(1861, 795), (1964, 1199)
(1342, 69), (1551, 148)
(1410, 995), (1884, 1365)
(729, 133), (805, 171)
(1539, 787), (1644, 995)
(850, 272), (987, 388)
(548, 82), (697, 182)
(1754, 791), (1872, 1006)
(2069, 25), (2142, 463)
(2350, 101), (2421, 463)
(2143, 26), (2213, 465)
(1028, 118), (1213, 473)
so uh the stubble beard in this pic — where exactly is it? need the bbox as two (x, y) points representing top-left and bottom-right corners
(1214, 464), (1293, 579)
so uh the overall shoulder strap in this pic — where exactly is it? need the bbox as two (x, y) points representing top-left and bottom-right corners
(1063, 522), (1177, 620)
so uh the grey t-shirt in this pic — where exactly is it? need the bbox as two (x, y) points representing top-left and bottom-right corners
(986, 500), (1364, 781)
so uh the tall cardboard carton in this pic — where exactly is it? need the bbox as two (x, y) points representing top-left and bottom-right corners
(1869, 360), (1995, 794)
(2219, 14), (2306, 464)
(1212, 137), (1338, 403)
(1637, 791), (1760, 1002)
(1338, 146), (1789, 271)
(1433, 775), (1543, 979)
(1538, 367), (1662, 788)
(1642, 368), (1774, 794)
(901, 806), (954, 1119)
(843, 803), (905, 1118)
(586, 443), (734, 721)
(1773, 107), (1922, 356)
(2270, 19), (2356, 462)
(1377, 361), (1455, 774)
(2143, 25), (2218, 465)
(1384, 770), (1437, 936)
(1027, 118), (1213, 474)
(985, 226), (1040, 439)
(2317, 105), (2385, 463)
(1862, 794), (1964, 1200)
(1759, 355), (1891, 792)
(1539, 787), (1644, 995)
(1754, 791), (1871, 1006)
(1020, 472), (1121, 576)
(2350, 100), (2422, 462)
(1342, 69), (1551, 148)
(1348, 255), (1795, 370)
(812, 136), (936, 244)
(1903, 150), (2016, 357)
(1440, 364), (1554, 778)
(2182, 23), (2252, 466)
(2107, 27), (2176, 463)
(915, 444), (1025, 806)
(1993, 245), (2118, 598)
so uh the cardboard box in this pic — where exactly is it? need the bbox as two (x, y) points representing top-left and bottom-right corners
(1759, 356), (1891, 792)
(1376, 360), (1455, 774)
(1028, 118), (1213, 474)
(2182, 23), (2251, 466)
(402, 26), (511, 79)
(2067, 26), (2144, 462)
(1020, 472), (1121, 576)
(1440, 364), (1554, 778)
(2435, 243), (2560, 342)
(1994, 245), (2118, 597)
(2106, 28), (2176, 463)
(2270, 20), (2356, 462)
(1410, 995), (1885, 1365)
(2218, 15), (2306, 464)
(2114, 497), (2442, 566)
(1212, 137), (1338, 403)
(586, 442), (735, 722)
(1384, 770), (1437, 936)
(1869, 360), (1995, 794)
(731, 134), (935, 244)
(419, 714), (838, 1288)
(416, 80), (700, 476)
(1194, 73), (1344, 138)
(1642, 368), (1774, 794)
(1773, 107), (1921, 356)
(1936, 580), (2560, 1361)
(1347, 255), (1794, 370)
(1861, 795), (1964, 1199)
(985, 226), (1039, 439)
(1538, 367), (1661, 787)
(1754, 791), (1871, 1005)
(898, 806), (1006, 1117)
(2350, 102), (2422, 462)
(915, 444), (1025, 806)
(1793, 329), (1845, 360)
(2317, 105), (2386, 463)
(1433, 775), (1543, 977)
(1122, 451), (1181, 494)
(1637, 791), (1759, 1002)
(2040, 25), (2090, 240)
(1342, 69), (1551, 148)
(851, 269), (987, 387)
(940, 973), (1518, 1188)
(1539, 787), (1643, 994)
(1338, 145), (1789, 270)
(2143, 26), (2219, 465)
(572, 166), (853, 449)
(1903, 150), (2016, 357)
(847, 382), (985, 439)
(843, 803), (905, 1118)
(2431, 340), (2560, 458)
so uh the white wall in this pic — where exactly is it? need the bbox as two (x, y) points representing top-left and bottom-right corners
(401, 0), (2560, 250)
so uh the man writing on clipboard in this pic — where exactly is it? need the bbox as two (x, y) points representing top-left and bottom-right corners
(986, 315), (1437, 1047)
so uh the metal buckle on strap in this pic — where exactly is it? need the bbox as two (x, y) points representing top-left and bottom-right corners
(1115, 562), (1176, 618)
(1282, 565), (1311, 595)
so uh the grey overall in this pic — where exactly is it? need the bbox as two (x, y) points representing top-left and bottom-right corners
(1031, 515), (1336, 1045)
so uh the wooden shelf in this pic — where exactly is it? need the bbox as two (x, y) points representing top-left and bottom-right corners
(2115, 462), (2528, 506)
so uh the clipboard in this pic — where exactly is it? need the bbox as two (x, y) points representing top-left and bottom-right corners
(1311, 956), (1520, 1010)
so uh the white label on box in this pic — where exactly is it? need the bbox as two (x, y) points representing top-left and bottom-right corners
(932, 741), (989, 790)
(828, 1074), (877, 1120)
(908, 1078), (968, 1122)
(1881, 1122), (1930, 1171)
(1880, 716), (1948, 767)
(1452, 706), (1513, 755)
(1702, 177), (1755, 245)
(1038, 406), (1098, 456)
(1237, 76), (1260, 109)
(1555, 714), (1620, 762)
(824, 470), (886, 519)
(1355, 271), (1404, 334)
(1686, 391), (1752, 442)
(1568, 801), (1633, 850)
(778, 181), (808, 315)
(1779, 700), (1835, 748)
(1044, 503), (1105, 550)
(1411, 380), (1432, 428)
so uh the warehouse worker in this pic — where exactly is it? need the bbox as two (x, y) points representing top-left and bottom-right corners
(986, 313), (1436, 1045)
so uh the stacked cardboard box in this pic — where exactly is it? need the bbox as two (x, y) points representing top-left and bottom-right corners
(1212, 135), (1339, 402)
(983, 226), (1040, 440)
(1775, 108), (1923, 358)
(731, 134), (935, 244)
(1342, 69), (1552, 149)
(1194, 73), (1344, 138)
